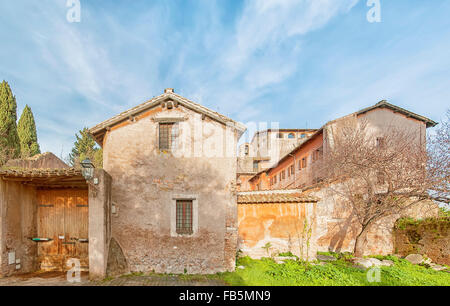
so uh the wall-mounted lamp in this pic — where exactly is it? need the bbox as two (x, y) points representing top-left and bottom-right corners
(81, 158), (95, 180)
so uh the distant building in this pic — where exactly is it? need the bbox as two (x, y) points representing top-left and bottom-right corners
(247, 101), (436, 191)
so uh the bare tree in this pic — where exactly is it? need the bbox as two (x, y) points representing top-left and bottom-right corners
(427, 110), (450, 206)
(319, 118), (448, 257)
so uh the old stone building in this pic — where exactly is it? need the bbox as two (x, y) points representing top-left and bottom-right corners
(0, 93), (441, 280)
(246, 101), (436, 191)
(240, 101), (439, 257)
(237, 129), (316, 191)
(89, 88), (246, 274)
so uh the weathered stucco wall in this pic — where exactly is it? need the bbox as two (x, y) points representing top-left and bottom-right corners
(393, 218), (449, 266)
(238, 202), (317, 260)
(310, 185), (439, 256)
(0, 179), (37, 277)
(89, 169), (113, 280)
(102, 104), (238, 274)
(359, 108), (427, 146)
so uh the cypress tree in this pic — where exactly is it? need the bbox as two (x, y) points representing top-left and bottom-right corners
(69, 127), (102, 168)
(18, 105), (41, 158)
(0, 80), (20, 164)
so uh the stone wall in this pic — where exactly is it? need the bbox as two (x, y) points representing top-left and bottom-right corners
(393, 218), (449, 266)
(0, 180), (37, 277)
(4, 152), (69, 169)
(309, 184), (439, 256)
(102, 104), (239, 274)
(237, 202), (318, 260)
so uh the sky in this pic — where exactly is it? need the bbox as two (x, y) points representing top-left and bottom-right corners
(0, 0), (449, 157)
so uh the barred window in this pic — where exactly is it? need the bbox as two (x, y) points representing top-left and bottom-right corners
(176, 200), (193, 235)
(159, 123), (179, 151)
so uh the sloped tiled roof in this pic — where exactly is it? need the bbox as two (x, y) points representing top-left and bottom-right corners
(0, 168), (86, 188)
(248, 100), (437, 182)
(357, 100), (437, 128)
(0, 168), (81, 178)
(89, 89), (247, 137)
(237, 190), (319, 204)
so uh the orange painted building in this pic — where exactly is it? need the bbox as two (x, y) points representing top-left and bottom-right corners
(249, 130), (324, 190)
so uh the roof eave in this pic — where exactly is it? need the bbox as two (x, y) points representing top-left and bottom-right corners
(89, 92), (247, 142)
(357, 101), (438, 128)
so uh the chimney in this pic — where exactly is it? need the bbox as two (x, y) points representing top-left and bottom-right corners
(164, 88), (174, 94)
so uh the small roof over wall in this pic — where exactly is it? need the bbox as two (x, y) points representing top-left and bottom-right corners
(0, 168), (87, 188)
(237, 189), (319, 204)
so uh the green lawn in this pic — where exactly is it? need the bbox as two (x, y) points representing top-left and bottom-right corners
(216, 255), (450, 286)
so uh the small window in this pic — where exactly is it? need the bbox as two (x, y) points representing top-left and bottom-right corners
(253, 161), (259, 172)
(282, 170), (286, 180)
(301, 157), (307, 169)
(312, 147), (323, 162)
(277, 133), (284, 139)
(244, 145), (249, 156)
(288, 133), (295, 139)
(176, 200), (193, 235)
(300, 134), (306, 138)
(159, 123), (179, 151)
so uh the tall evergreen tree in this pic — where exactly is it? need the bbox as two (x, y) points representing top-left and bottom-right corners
(0, 81), (20, 165)
(18, 105), (41, 158)
(69, 127), (102, 168)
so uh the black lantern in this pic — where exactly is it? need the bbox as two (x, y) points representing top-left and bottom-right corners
(80, 158), (95, 180)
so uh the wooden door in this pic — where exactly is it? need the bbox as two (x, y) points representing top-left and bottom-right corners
(37, 189), (89, 272)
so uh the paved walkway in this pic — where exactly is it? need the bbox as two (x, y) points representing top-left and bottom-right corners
(0, 271), (227, 286)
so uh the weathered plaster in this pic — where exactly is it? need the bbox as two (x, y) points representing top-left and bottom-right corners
(102, 104), (239, 274)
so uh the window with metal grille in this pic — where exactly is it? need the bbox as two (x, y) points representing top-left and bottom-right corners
(176, 200), (193, 235)
(159, 123), (179, 151)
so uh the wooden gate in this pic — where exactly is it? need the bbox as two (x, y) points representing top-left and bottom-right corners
(37, 189), (89, 272)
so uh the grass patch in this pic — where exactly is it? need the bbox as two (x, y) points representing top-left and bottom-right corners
(119, 271), (145, 278)
(217, 256), (450, 286)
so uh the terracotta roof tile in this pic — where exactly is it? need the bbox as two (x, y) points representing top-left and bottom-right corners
(0, 168), (82, 178)
(237, 190), (319, 204)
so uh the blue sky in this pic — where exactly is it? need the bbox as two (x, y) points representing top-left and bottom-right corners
(0, 0), (449, 156)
